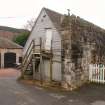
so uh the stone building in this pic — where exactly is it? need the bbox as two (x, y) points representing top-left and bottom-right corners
(0, 37), (23, 68)
(61, 14), (105, 89)
(23, 8), (105, 90)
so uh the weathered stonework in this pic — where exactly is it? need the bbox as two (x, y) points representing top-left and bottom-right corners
(61, 15), (105, 90)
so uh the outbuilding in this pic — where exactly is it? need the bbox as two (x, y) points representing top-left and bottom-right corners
(22, 8), (105, 90)
(0, 37), (23, 68)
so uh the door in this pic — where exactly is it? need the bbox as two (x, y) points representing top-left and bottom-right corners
(45, 29), (52, 51)
(4, 52), (16, 68)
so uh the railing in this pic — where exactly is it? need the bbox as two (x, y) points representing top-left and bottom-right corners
(22, 40), (35, 72)
(23, 40), (34, 63)
(89, 64), (105, 83)
(22, 38), (59, 75)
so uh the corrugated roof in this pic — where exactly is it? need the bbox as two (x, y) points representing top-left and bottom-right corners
(0, 37), (23, 49)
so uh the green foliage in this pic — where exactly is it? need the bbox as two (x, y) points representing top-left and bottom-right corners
(14, 31), (30, 46)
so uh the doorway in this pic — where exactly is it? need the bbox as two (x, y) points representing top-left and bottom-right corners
(4, 52), (16, 68)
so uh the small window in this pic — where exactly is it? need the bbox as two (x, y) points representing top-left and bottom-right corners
(43, 15), (46, 18)
(19, 57), (22, 63)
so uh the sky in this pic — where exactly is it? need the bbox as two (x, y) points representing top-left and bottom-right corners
(0, 0), (105, 29)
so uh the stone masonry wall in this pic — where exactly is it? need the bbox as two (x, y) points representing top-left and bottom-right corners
(61, 15), (105, 90)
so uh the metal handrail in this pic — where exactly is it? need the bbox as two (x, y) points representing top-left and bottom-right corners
(22, 40), (34, 72)
(23, 40), (34, 60)
(22, 45), (34, 65)
(22, 54), (33, 72)
(22, 40), (35, 63)
(22, 38), (53, 72)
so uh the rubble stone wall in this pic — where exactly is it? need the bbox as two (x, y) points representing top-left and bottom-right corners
(61, 15), (105, 90)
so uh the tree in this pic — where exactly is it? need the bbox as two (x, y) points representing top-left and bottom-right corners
(14, 18), (35, 46)
(24, 18), (35, 31)
(14, 31), (30, 47)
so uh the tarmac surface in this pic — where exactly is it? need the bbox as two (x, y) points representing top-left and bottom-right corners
(0, 68), (105, 105)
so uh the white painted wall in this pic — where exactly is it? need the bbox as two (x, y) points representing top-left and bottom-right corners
(23, 8), (61, 81)
(45, 29), (52, 51)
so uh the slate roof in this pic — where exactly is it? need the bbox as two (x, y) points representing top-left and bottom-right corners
(0, 37), (23, 49)
(44, 8), (105, 32)
(44, 8), (63, 29)
(44, 8), (105, 51)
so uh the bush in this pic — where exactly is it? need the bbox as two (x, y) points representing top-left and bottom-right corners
(14, 31), (30, 47)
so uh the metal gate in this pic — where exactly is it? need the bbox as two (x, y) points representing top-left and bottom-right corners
(89, 64), (105, 83)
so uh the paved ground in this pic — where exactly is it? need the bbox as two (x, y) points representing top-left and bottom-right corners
(0, 68), (20, 78)
(0, 68), (105, 105)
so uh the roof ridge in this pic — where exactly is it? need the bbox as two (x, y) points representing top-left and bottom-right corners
(43, 7), (63, 30)
(43, 7), (63, 16)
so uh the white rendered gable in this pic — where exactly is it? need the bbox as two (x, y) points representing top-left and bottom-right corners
(23, 9), (54, 55)
(23, 8), (62, 81)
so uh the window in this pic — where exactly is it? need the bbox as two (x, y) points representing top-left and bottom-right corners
(45, 29), (52, 50)
(43, 15), (46, 18)
(19, 57), (22, 63)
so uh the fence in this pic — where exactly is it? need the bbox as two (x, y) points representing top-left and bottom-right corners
(89, 64), (105, 83)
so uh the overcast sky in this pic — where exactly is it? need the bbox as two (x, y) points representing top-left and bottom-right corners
(0, 0), (105, 29)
